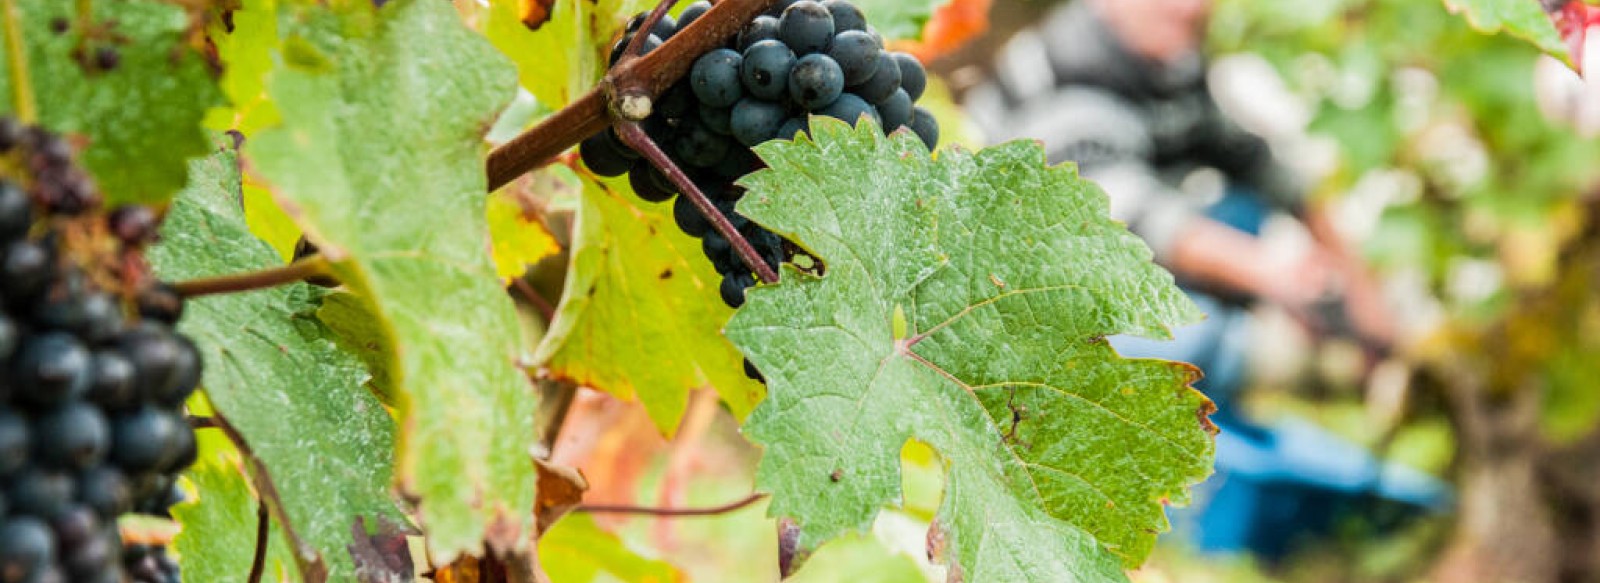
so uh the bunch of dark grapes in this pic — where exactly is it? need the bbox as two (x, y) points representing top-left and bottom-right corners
(0, 118), (198, 583)
(581, 0), (939, 380)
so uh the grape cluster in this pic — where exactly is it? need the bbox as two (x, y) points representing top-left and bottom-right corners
(0, 119), (198, 583)
(580, 0), (939, 379)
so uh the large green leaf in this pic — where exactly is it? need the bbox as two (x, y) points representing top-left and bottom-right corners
(0, 0), (220, 206)
(1442, 0), (1567, 57)
(244, 0), (538, 561)
(534, 176), (763, 433)
(151, 145), (406, 579)
(727, 118), (1215, 580)
(173, 430), (301, 583)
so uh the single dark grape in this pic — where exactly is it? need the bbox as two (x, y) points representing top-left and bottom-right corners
(878, 88), (913, 131)
(134, 283), (184, 326)
(737, 15), (780, 51)
(673, 195), (712, 239)
(711, 148), (759, 180)
(0, 518), (55, 580)
(730, 98), (787, 147)
(821, 0), (867, 32)
(657, 83), (696, 120)
(8, 468), (75, 519)
(690, 49), (744, 108)
(12, 332), (92, 406)
(32, 404), (110, 470)
(0, 180), (31, 242)
(892, 52), (927, 101)
(105, 205), (159, 247)
(740, 41), (795, 101)
(59, 534), (112, 579)
(699, 103), (733, 135)
(766, 0), (802, 17)
(778, 1), (834, 55)
(165, 426), (196, 475)
(625, 12), (676, 40)
(851, 51), (902, 103)
(628, 162), (676, 203)
(156, 336), (200, 407)
(580, 133), (632, 177)
(84, 352), (137, 411)
(116, 325), (196, 405)
(789, 53), (845, 109)
(49, 506), (98, 551)
(702, 233), (734, 270)
(1, 239), (53, 301)
(720, 272), (756, 308)
(673, 124), (732, 168)
(76, 467), (130, 518)
(818, 93), (880, 127)
(0, 409), (29, 476)
(609, 33), (663, 66)
(827, 30), (881, 86)
(908, 106), (940, 151)
(108, 407), (182, 473)
(776, 117), (808, 141)
(676, 1), (712, 31)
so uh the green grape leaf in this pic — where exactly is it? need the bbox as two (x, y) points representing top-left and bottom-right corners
(538, 514), (683, 583)
(1442, 0), (1567, 57)
(484, 0), (650, 110)
(244, 0), (539, 561)
(534, 176), (763, 434)
(204, 0), (283, 136)
(855, 0), (938, 41)
(174, 430), (301, 583)
(728, 118), (1215, 580)
(0, 0), (221, 206)
(150, 145), (406, 579)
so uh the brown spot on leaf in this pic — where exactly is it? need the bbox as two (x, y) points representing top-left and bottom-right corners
(1197, 399), (1219, 436)
(659, 268), (672, 280)
(777, 518), (809, 579)
(829, 468), (843, 482)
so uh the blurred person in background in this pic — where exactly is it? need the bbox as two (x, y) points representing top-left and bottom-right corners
(963, 0), (1447, 558)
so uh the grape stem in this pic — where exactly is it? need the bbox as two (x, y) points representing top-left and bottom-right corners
(249, 501), (269, 583)
(172, 256), (335, 298)
(1, 0), (35, 124)
(615, 121), (781, 284)
(212, 412), (331, 582)
(576, 492), (767, 517)
(485, 0), (780, 191)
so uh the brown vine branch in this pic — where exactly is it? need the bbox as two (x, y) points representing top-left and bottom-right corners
(2, 0), (35, 124)
(576, 492), (767, 517)
(248, 501), (269, 583)
(484, 0), (779, 191)
(172, 256), (334, 298)
(615, 121), (780, 284)
(510, 277), (556, 322)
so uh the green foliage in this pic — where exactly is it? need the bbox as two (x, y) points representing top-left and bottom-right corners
(537, 514), (683, 582)
(1441, 0), (1567, 57)
(241, 0), (537, 561)
(151, 145), (405, 579)
(485, 0), (651, 110)
(852, 0), (939, 41)
(172, 431), (300, 583)
(0, 0), (222, 206)
(729, 118), (1213, 579)
(534, 176), (763, 433)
